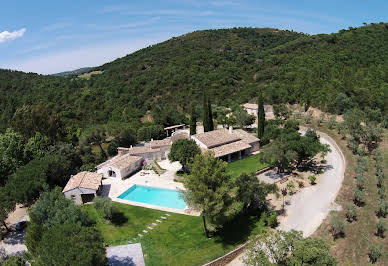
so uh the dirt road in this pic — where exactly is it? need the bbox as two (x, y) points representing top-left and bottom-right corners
(227, 129), (345, 265)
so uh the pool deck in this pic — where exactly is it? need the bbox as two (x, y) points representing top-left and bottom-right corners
(102, 160), (200, 216)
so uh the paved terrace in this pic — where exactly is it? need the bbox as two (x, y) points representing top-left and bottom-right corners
(101, 160), (200, 216)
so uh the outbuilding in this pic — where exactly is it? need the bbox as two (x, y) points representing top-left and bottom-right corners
(62, 171), (103, 204)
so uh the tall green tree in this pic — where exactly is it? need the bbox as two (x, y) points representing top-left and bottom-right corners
(6, 158), (49, 205)
(168, 139), (201, 171)
(207, 98), (214, 131)
(35, 224), (107, 266)
(202, 91), (214, 132)
(202, 92), (210, 132)
(257, 90), (265, 139)
(1, 256), (26, 266)
(0, 129), (25, 185)
(28, 188), (90, 228)
(80, 125), (107, 159)
(137, 124), (165, 141)
(23, 132), (51, 161)
(287, 237), (337, 265)
(234, 173), (276, 212)
(260, 137), (297, 173)
(26, 188), (90, 256)
(190, 104), (197, 135)
(233, 107), (255, 129)
(183, 152), (239, 237)
(0, 187), (15, 232)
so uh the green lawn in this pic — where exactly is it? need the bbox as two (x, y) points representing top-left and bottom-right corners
(226, 153), (268, 179)
(83, 203), (265, 266)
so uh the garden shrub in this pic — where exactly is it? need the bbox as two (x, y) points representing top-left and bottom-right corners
(94, 197), (116, 220)
(376, 218), (386, 238)
(344, 203), (357, 222)
(308, 175), (316, 185)
(369, 244), (383, 263)
(354, 187), (366, 206)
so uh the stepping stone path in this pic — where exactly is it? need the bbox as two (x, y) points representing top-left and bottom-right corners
(133, 216), (172, 243)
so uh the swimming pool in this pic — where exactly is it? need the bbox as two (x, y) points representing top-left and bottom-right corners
(117, 185), (187, 210)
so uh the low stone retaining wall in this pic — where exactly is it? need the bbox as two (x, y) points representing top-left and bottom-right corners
(202, 242), (248, 266)
(256, 166), (273, 175)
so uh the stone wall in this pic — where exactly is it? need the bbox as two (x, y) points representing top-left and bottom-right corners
(202, 242), (248, 266)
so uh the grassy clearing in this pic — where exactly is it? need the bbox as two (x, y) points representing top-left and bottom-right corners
(84, 202), (265, 266)
(308, 122), (388, 265)
(91, 143), (109, 154)
(78, 70), (104, 79)
(226, 153), (268, 179)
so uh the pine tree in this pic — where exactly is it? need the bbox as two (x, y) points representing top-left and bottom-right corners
(257, 90), (265, 139)
(190, 104), (197, 135)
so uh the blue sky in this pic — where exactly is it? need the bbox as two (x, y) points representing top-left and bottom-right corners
(1, 0), (387, 74)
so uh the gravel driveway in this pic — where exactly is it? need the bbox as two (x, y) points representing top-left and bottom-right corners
(227, 129), (346, 265)
(278, 129), (345, 237)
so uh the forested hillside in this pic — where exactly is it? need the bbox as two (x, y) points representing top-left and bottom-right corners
(0, 23), (387, 138)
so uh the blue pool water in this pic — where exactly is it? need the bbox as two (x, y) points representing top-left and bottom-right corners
(117, 185), (187, 210)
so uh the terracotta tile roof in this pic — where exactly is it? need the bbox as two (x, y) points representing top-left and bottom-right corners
(243, 103), (273, 112)
(243, 103), (258, 110)
(164, 124), (185, 130)
(110, 153), (143, 170)
(62, 171), (102, 193)
(192, 129), (240, 148)
(149, 139), (172, 148)
(210, 140), (251, 158)
(233, 129), (260, 143)
(118, 146), (161, 155)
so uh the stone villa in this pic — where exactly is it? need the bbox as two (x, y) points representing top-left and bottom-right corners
(96, 139), (172, 179)
(191, 127), (260, 162)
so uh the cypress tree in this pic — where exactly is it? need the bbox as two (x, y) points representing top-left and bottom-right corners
(190, 104), (197, 135)
(207, 98), (214, 131)
(257, 90), (265, 139)
(202, 91), (210, 132)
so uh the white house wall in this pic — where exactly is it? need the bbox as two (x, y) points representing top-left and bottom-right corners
(97, 161), (143, 179)
(64, 187), (97, 205)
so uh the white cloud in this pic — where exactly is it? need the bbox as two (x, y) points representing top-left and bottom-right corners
(4, 36), (170, 74)
(0, 28), (26, 43)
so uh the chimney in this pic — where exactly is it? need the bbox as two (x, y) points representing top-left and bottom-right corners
(229, 126), (233, 134)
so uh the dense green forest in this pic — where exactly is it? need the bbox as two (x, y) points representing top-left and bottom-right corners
(1, 23), (387, 264)
(1, 23), (387, 138)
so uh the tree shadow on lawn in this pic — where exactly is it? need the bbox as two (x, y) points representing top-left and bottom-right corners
(215, 213), (264, 247)
(111, 211), (128, 226)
